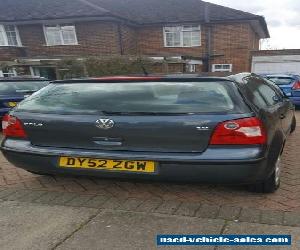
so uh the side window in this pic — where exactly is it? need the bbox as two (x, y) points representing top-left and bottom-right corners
(245, 76), (281, 108)
(265, 79), (286, 99)
(245, 77), (268, 108)
(257, 84), (280, 106)
(252, 89), (268, 107)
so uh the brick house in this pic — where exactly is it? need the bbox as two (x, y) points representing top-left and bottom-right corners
(0, 0), (269, 79)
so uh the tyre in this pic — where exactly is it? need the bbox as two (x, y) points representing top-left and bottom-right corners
(290, 116), (296, 134)
(248, 154), (281, 193)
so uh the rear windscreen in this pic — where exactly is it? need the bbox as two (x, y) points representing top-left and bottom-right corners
(0, 81), (49, 95)
(267, 77), (294, 85)
(17, 81), (243, 114)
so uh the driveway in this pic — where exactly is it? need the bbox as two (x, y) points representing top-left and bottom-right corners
(0, 200), (299, 250)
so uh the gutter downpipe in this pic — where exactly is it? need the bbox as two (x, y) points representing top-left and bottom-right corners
(204, 3), (212, 72)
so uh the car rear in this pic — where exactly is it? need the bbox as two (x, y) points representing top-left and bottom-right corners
(266, 75), (300, 106)
(1, 77), (270, 184)
(0, 78), (49, 119)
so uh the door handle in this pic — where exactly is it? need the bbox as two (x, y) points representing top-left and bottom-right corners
(280, 114), (286, 119)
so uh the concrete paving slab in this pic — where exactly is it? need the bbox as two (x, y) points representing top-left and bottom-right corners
(0, 201), (98, 250)
(219, 221), (300, 250)
(56, 210), (225, 250)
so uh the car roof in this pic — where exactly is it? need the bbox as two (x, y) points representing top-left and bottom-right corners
(53, 73), (253, 84)
(54, 76), (233, 84)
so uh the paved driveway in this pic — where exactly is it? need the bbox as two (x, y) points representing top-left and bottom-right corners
(0, 200), (299, 250)
(0, 111), (299, 213)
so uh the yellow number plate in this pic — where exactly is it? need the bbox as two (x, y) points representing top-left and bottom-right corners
(59, 157), (156, 173)
(8, 102), (18, 107)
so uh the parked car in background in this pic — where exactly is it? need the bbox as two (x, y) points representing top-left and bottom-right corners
(263, 74), (300, 107)
(1, 74), (296, 193)
(0, 77), (49, 120)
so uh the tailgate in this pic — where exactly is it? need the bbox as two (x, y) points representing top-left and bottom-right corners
(16, 112), (251, 153)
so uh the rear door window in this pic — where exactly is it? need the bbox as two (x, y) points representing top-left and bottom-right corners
(257, 84), (281, 106)
(265, 79), (287, 99)
(252, 89), (268, 108)
(245, 76), (281, 108)
(17, 81), (246, 114)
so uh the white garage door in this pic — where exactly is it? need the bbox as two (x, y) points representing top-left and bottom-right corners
(252, 55), (300, 75)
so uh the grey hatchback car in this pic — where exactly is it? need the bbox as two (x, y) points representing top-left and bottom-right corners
(1, 73), (296, 193)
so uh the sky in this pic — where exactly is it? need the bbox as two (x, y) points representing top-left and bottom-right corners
(206, 0), (300, 49)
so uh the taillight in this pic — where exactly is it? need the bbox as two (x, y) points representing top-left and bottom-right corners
(210, 117), (266, 145)
(292, 81), (300, 90)
(2, 114), (27, 139)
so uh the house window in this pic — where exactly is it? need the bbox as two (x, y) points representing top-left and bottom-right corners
(164, 25), (201, 47)
(0, 25), (21, 46)
(0, 68), (17, 77)
(212, 64), (232, 72)
(44, 25), (78, 46)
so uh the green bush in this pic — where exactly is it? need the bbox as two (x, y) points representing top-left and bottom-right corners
(56, 59), (85, 79)
(56, 57), (153, 79)
(85, 57), (152, 77)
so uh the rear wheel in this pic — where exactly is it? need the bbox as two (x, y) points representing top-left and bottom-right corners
(248, 155), (281, 193)
(290, 116), (296, 134)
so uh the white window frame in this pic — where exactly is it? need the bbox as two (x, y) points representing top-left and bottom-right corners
(163, 25), (201, 48)
(212, 64), (233, 72)
(0, 24), (22, 47)
(43, 24), (78, 46)
(0, 68), (17, 77)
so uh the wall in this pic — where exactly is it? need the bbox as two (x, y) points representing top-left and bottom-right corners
(0, 47), (26, 61)
(210, 23), (260, 72)
(17, 21), (124, 58)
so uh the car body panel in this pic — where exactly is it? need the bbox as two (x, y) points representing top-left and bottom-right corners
(2, 139), (264, 162)
(2, 150), (268, 183)
(17, 112), (254, 153)
(2, 139), (268, 183)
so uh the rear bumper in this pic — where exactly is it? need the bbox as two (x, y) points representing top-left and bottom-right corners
(1, 139), (270, 184)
